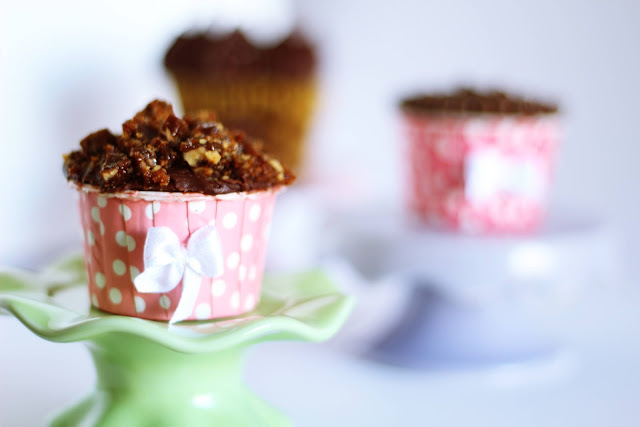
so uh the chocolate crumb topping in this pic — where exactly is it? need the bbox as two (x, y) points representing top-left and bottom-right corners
(63, 100), (295, 194)
(164, 30), (316, 77)
(400, 88), (558, 115)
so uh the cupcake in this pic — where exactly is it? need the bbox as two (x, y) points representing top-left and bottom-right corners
(164, 30), (317, 172)
(400, 88), (561, 234)
(63, 100), (294, 322)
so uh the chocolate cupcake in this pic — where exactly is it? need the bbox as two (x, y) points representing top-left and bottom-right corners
(63, 100), (294, 322)
(164, 30), (317, 172)
(400, 88), (561, 234)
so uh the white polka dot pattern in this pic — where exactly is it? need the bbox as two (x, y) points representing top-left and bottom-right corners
(91, 207), (100, 222)
(241, 234), (253, 252)
(95, 272), (106, 289)
(115, 231), (136, 252)
(189, 201), (206, 214)
(130, 266), (140, 282)
(195, 303), (211, 319)
(244, 294), (255, 311)
(249, 204), (261, 222)
(230, 291), (240, 309)
(227, 252), (240, 270)
(159, 295), (171, 309)
(134, 296), (146, 313)
(248, 266), (257, 281)
(112, 259), (126, 276)
(119, 204), (132, 221)
(145, 201), (161, 220)
(115, 231), (127, 247)
(211, 280), (226, 297)
(77, 188), (277, 321)
(223, 212), (237, 229)
(109, 288), (122, 305)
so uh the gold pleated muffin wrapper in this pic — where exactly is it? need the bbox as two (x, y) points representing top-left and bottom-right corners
(171, 73), (317, 171)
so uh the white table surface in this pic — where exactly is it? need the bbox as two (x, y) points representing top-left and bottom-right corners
(2, 284), (640, 427)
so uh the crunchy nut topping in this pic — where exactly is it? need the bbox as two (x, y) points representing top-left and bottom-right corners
(183, 147), (207, 167)
(151, 168), (170, 186)
(194, 167), (214, 176)
(183, 147), (221, 167)
(63, 100), (295, 195)
(267, 158), (285, 181)
(204, 150), (221, 164)
(101, 168), (118, 181)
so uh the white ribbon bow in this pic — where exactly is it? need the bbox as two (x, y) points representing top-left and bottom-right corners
(134, 225), (224, 323)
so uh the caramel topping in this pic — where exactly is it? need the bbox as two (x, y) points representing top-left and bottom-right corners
(63, 100), (295, 194)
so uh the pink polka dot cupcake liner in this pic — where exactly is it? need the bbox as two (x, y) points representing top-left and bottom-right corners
(403, 114), (561, 234)
(74, 184), (280, 322)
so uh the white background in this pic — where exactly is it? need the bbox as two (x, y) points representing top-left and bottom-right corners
(1, 0), (640, 425)
(1, 0), (639, 272)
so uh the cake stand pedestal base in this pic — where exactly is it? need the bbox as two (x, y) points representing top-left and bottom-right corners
(0, 257), (353, 427)
(51, 334), (286, 427)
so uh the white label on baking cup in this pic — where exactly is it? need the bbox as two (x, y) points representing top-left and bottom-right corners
(464, 148), (545, 202)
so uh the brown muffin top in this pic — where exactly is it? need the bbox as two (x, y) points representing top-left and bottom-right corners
(63, 100), (295, 195)
(164, 30), (316, 77)
(400, 88), (558, 116)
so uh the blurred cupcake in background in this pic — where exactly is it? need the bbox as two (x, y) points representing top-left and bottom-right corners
(164, 29), (317, 172)
(400, 88), (561, 234)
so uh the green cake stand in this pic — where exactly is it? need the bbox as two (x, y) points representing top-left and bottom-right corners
(0, 256), (354, 427)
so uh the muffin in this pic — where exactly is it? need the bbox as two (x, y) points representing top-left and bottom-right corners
(400, 88), (561, 234)
(63, 100), (294, 322)
(164, 30), (317, 172)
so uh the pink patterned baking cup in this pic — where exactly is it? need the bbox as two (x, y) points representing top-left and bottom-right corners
(74, 184), (280, 321)
(403, 113), (561, 234)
